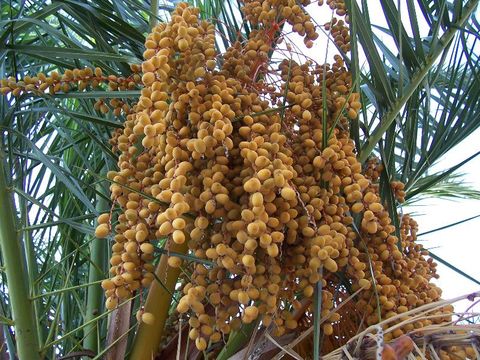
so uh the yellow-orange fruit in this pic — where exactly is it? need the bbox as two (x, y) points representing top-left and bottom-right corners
(178, 39), (189, 52)
(172, 230), (185, 244)
(242, 254), (255, 267)
(244, 178), (261, 192)
(168, 256), (182, 268)
(358, 278), (371, 289)
(323, 323), (334, 335)
(101, 279), (115, 290)
(172, 218), (186, 229)
(105, 296), (118, 310)
(324, 257), (338, 272)
(369, 202), (383, 212)
(97, 213), (110, 224)
(141, 312), (155, 325)
(195, 337), (207, 351)
(142, 72), (155, 85)
(140, 242), (154, 254)
(251, 192), (263, 207)
(244, 306), (258, 319)
(280, 187), (296, 201)
(176, 300), (189, 313)
(95, 224), (109, 238)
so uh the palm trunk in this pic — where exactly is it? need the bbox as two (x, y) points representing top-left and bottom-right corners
(0, 149), (40, 359)
(20, 177), (44, 350)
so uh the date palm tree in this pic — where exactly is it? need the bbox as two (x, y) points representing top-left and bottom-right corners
(0, 0), (479, 359)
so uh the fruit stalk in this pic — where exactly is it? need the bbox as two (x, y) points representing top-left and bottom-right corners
(129, 240), (188, 359)
(150, 0), (159, 28)
(83, 184), (108, 354)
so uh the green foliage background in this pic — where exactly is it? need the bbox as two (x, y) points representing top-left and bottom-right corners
(0, 0), (479, 358)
